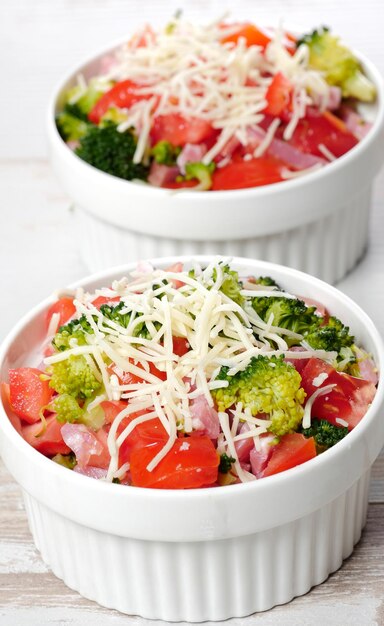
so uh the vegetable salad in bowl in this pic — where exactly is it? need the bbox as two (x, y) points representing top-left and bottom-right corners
(56, 16), (376, 191)
(3, 259), (378, 488)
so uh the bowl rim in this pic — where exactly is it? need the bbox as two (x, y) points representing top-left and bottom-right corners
(0, 256), (383, 513)
(47, 34), (384, 201)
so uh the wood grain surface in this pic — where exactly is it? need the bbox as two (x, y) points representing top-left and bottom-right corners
(0, 0), (384, 624)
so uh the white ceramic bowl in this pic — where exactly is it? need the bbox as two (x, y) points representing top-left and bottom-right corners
(0, 256), (383, 621)
(47, 39), (384, 282)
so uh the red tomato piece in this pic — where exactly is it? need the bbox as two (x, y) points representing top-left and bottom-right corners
(211, 156), (285, 190)
(118, 412), (168, 466)
(1, 382), (22, 434)
(150, 114), (215, 147)
(9, 368), (54, 424)
(264, 72), (293, 117)
(91, 295), (120, 310)
(221, 23), (271, 48)
(284, 346), (310, 374)
(165, 262), (185, 289)
(46, 297), (76, 329)
(22, 415), (71, 456)
(101, 400), (128, 424)
(323, 110), (349, 134)
(300, 358), (376, 430)
(172, 336), (190, 357)
(130, 436), (219, 489)
(263, 433), (317, 477)
(88, 80), (157, 124)
(285, 108), (358, 159)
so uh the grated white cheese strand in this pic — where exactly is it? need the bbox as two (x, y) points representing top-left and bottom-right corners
(318, 143), (337, 162)
(253, 118), (281, 157)
(47, 312), (61, 337)
(86, 393), (107, 412)
(302, 384), (337, 429)
(335, 417), (349, 428)
(91, 18), (332, 170)
(312, 372), (329, 388)
(218, 411), (256, 483)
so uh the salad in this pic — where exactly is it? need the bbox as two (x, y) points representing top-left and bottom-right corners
(2, 260), (378, 488)
(56, 17), (376, 191)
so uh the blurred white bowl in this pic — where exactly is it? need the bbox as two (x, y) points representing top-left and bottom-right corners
(48, 37), (384, 282)
(0, 256), (383, 621)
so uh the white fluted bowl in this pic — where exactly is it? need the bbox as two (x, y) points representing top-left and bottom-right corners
(47, 40), (384, 282)
(0, 256), (383, 621)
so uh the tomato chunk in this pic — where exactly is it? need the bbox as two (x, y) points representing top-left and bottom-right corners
(264, 72), (293, 117)
(286, 108), (358, 159)
(46, 297), (76, 329)
(172, 336), (190, 357)
(221, 23), (271, 48)
(212, 156), (285, 190)
(300, 358), (376, 430)
(9, 368), (54, 424)
(101, 400), (128, 424)
(118, 412), (168, 466)
(88, 80), (156, 124)
(263, 433), (316, 477)
(130, 436), (219, 488)
(150, 113), (215, 147)
(91, 295), (120, 309)
(22, 415), (71, 456)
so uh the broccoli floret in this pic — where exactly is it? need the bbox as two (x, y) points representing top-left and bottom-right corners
(305, 316), (354, 355)
(48, 355), (101, 400)
(52, 453), (77, 469)
(53, 303), (153, 352)
(215, 264), (244, 306)
(75, 121), (149, 181)
(151, 140), (181, 165)
(189, 264), (244, 306)
(53, 315), (93, 352)
(100, 301), (157, 338)
(255, 276), (281, 288)
(252, 296), (320, 346)
(185, 162), (216, 190)
(53, 393), (84, 423)
(56, 110), (91, 142)
(302, 418), (348, 452)
(298, 27), (376, 102)
(212, 355), (306, 437)
(100, 301), (131, 328)
(218, 453), (236, 473)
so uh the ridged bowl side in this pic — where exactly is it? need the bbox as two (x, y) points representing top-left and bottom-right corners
(23, 468), (371, 622)
(75, 186), (371, 284)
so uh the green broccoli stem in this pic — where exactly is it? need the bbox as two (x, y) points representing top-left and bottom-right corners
(343, 70), (377, 102)
(185, 162), (215, 190)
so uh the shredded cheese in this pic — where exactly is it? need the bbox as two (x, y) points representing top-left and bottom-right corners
(90, 17), (333, 166)
(46, 260), (344, 483)
(302, 384), (337, 429)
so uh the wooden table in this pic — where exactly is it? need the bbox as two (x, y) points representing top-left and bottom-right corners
(0, 1), (383, 623)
